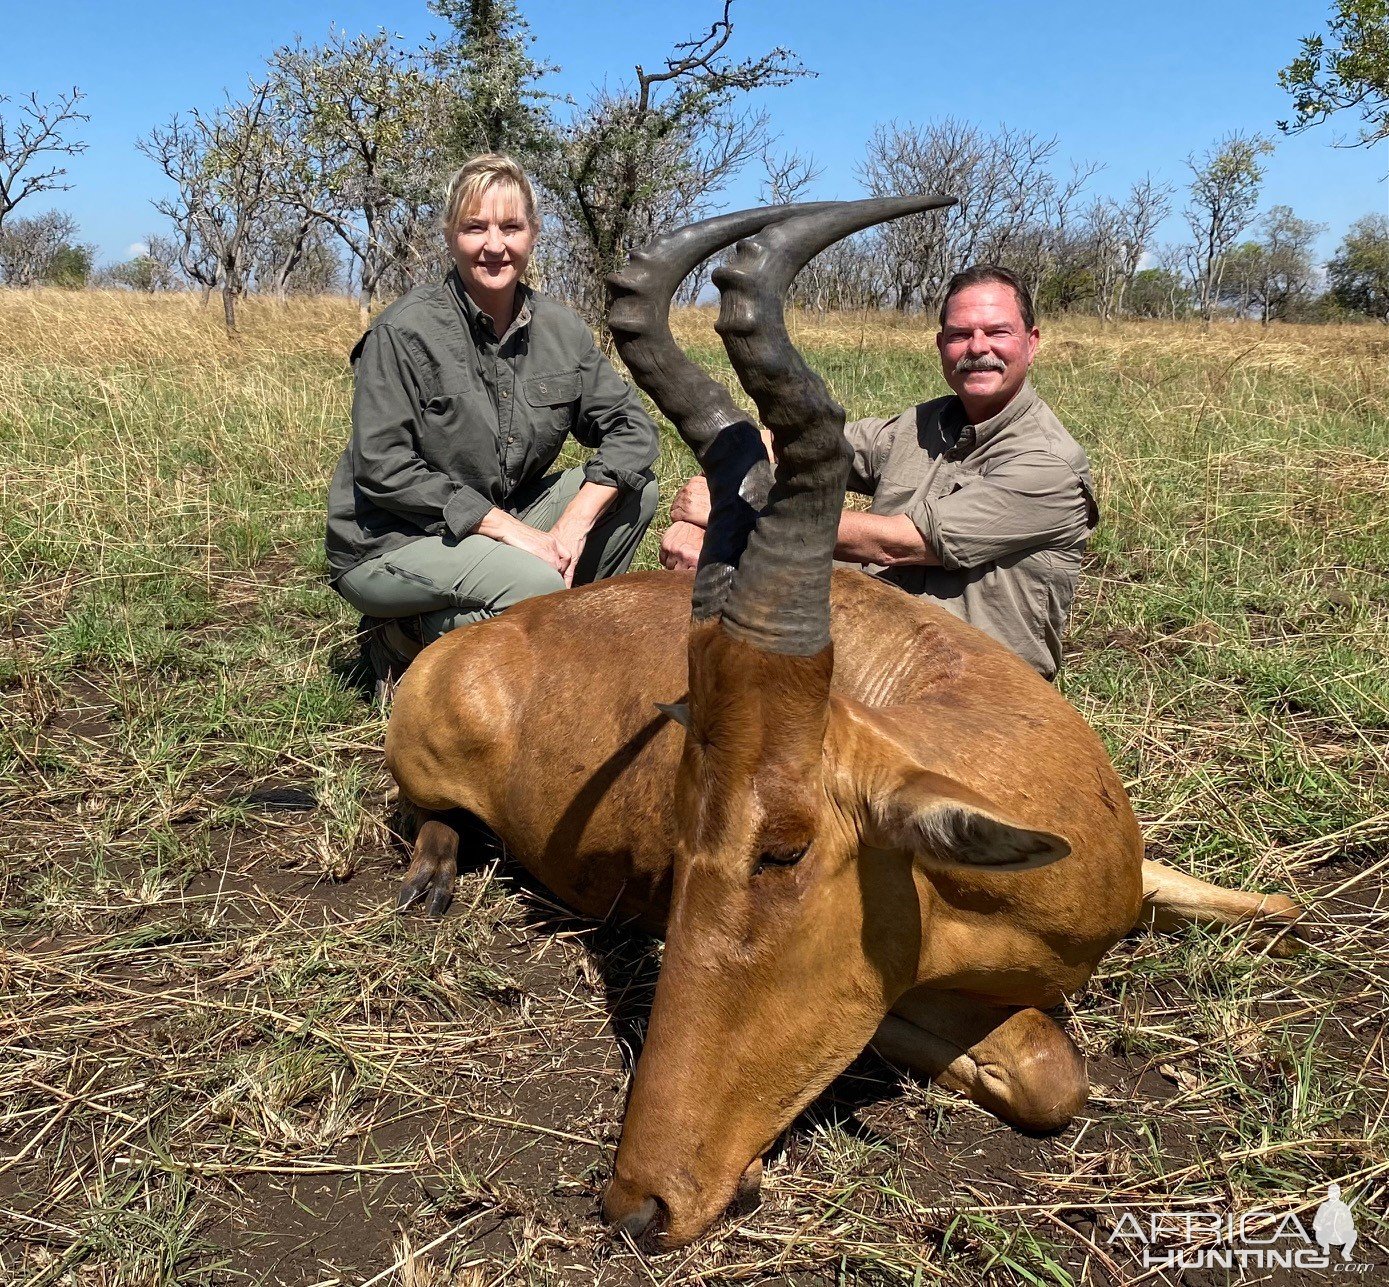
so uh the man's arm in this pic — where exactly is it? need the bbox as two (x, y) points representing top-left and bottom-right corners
(833, 512), (941, 567)
(664, 486), (942, 570)
(662, 410), (942, 571)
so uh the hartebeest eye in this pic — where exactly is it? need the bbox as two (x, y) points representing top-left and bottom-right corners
(753, 844), (809, 875)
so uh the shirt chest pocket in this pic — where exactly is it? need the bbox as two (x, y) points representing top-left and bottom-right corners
(524, 372), (582, 443)
(874, 456), (965, 516)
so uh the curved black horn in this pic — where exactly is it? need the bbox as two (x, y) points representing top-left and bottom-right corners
(606, 203), (838, 452)
(606, 203), (837, 621)
(714, 194), (957, 656)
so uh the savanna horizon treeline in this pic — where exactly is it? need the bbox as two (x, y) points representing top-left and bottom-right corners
(2, 0), (1387, 329)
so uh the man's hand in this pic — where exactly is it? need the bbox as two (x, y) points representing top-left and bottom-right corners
(660, 520), (705, 572)
(669, 475), (711, 527)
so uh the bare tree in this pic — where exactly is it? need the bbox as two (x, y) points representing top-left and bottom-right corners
(0, 89), (88, 236)
(1183, 132), (1275, 322)
(139, 81), (281, 330)
(250, 206), (343, 298)
(857, 118), (1075, 312)
(1081, 197), (1125, 321)
(0, 209), (82, 285)
(791, 235), (885, 310)
(1157, 243), (1192, 318)
(1002, 160), (1102, 309)
(545, 1), (809, 320)
(1068, 176), (1171, 322)
(1113, 175), (1172, 317)
(759, 145), (822, 205)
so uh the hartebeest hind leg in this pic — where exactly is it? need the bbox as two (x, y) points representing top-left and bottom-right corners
(397, 814), (460, 917)
(873, 990), (1088, 1132)
(1139, 859), (1302, 955)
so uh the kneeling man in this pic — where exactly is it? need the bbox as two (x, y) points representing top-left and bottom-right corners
(661, 265), (1097, 679)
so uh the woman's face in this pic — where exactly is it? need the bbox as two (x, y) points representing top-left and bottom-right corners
(449, 183), (536, 308)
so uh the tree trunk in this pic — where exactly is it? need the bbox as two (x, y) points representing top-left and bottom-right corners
(222, 286), (237, 333)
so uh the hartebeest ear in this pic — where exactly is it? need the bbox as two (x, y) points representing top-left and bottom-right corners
(868, 770), (1071, 871)
(655, 701), (692, 729)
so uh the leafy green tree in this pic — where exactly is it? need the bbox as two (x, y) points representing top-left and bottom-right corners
(107, 255), (160, 291)
(1279, 1), (1389, 146)
(1253, 205), (1324, 322)
(1327, 213), (1389, 318)
(1183, 131), (1275, 321)
(44, 243), (91, 288)
(429, 0), (558, 167)
(1127, 266), (1190, 319)
(269, 30), (447, 320)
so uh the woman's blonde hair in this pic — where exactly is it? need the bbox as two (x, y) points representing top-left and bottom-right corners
(441, 154), (540, 238)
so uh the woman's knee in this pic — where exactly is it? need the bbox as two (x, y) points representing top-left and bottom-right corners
(635, 474), (660, 526)
(483, 552), (566, 611)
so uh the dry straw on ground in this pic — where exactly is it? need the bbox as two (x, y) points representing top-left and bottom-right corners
(0, 290), (1386, 1284)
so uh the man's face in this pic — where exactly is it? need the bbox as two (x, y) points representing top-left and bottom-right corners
(936, 282), (1040, 416)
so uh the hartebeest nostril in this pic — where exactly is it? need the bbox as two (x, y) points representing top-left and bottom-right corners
(732, 1157), (763, 1212)
(611, 1195), (668, 1246)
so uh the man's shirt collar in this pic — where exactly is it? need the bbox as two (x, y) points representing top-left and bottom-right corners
(942, 380), (1039, 459)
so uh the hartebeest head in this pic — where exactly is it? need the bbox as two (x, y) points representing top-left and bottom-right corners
(601, 200), (1077, 1246)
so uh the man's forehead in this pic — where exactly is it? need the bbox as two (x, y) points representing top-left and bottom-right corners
(940, 283), (1028, 329)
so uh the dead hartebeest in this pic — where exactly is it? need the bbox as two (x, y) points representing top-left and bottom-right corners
(384, 197), (1301, 1247)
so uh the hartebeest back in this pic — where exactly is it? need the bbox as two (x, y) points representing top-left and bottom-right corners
(385, 199), (1300, 1248)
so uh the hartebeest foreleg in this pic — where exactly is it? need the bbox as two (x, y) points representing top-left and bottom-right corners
(1139, 859), (1302, 955)
(397, 815), (460, 917)
(873, 990), (1089, 1132)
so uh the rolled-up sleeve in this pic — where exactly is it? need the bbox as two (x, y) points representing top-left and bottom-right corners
(843, 415), (898, 496)
(351, 325), (493, 539)
(909, 450), (1092, 570)
(570, 333), (659, 491)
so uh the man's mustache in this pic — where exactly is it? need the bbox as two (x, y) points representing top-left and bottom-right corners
(954, 354), (1007, 375)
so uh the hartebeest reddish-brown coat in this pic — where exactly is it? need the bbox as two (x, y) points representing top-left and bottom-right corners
(384, 199), (1300, 1247)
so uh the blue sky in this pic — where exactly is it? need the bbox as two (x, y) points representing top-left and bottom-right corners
(3, 0), (1386, 267)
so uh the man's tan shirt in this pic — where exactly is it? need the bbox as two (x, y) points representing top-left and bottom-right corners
(841, 381), (1097, 679)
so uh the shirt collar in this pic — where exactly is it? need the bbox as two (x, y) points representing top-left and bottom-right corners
(448, 270), (533, 340)
(945, 380), (1038, 457)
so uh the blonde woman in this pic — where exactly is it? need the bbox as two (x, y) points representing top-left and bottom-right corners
(326, 154), (660, 684)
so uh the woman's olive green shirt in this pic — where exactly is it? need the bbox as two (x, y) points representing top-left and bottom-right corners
(326, 273), (658, 582)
